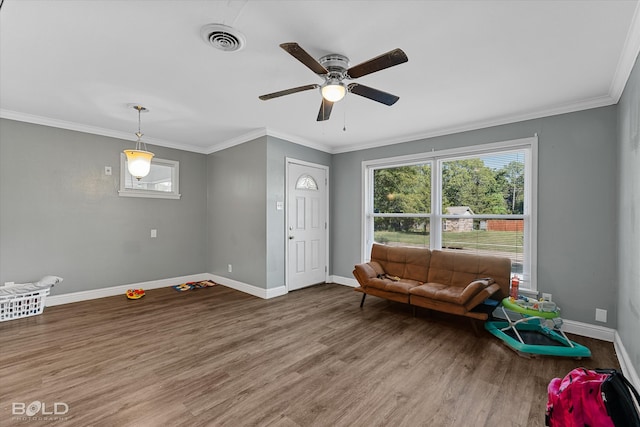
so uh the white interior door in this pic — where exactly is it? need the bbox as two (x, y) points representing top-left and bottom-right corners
(287, 161), (328, 291)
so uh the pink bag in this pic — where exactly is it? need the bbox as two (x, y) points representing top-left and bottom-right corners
(546, 368), (615, 427)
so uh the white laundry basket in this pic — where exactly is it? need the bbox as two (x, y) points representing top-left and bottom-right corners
(0, 287), (50, 321)
(0, 276), (62, 321)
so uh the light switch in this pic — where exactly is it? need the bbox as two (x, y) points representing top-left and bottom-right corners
(151, 229), (157, 238)
(105, 166), (112, 176)
(276, 201), (283, 210)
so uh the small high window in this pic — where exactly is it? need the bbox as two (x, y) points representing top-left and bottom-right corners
(119, 155), (181, 199)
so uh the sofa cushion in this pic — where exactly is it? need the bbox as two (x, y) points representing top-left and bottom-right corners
(409, 279), (492, 305)
(366, 277), (423, 294)
(370, 244), (430, 283)
(427, 250), (511, 298)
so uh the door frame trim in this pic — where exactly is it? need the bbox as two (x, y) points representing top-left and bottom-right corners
(285, 157), (330, 292)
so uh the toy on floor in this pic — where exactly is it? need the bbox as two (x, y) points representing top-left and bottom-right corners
(126, 289), (145, 299)
(172, 280), (218, 292)
(173, 283), (193, 292)
(485, 296), (591, 359)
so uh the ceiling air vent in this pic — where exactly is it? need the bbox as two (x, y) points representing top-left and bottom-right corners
(201, 23), (246, 52)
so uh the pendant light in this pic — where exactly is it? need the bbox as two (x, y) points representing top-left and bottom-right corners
(124, 105), (154, 180)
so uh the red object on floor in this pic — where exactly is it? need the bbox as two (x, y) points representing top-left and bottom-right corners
(126, 289), (145, 300)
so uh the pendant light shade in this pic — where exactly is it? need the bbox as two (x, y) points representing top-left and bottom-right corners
(124, 149), (154, 178)
(125, 105), (154, 180)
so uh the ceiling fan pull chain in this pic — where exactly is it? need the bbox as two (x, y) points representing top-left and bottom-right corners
(343, 96), (348, 132)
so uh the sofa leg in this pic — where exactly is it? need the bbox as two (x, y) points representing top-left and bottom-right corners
(469, 318), (481, 336)
(360, 293), (367, 308)
(412, 306), (416, 317)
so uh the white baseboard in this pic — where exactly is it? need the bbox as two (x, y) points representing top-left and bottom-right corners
(46, 273), (214, 306)
(329, 275), (358, 287)
(561, 319), (616, 342)
(614, 331), (640, 392)
(208, 274), (287, 299)
(46, 273), (289, 306)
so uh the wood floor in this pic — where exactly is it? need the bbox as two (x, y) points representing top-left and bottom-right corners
(0, 283), (619, 427)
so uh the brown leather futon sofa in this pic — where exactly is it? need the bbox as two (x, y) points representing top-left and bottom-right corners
(353, 244), (512, 321)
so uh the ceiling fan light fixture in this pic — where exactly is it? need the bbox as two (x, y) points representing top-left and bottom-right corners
(321, 80), (346, 102)
(259, 43), (407, 121)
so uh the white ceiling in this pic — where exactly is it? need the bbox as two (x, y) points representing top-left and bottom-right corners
(1, 0), (639, 154)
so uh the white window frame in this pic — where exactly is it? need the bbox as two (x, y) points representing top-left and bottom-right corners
(118, 154), (181, 199)
(362, 135), (538, 292)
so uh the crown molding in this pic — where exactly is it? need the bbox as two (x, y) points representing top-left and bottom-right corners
(204, 127), (334, 154)
(331, 94), (618, 154)
(204, 128), (268, 154)
(0, 109), (211, 154)
(609, 0), (640, 102)
(266, 128), (333, 153)
(0, 90), (619, 157)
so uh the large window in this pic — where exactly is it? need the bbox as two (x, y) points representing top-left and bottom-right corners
(363, 136), (537, 291)
(373, 163), (432, 248)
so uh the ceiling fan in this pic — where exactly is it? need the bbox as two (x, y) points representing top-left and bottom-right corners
(259, 42), (408, 121)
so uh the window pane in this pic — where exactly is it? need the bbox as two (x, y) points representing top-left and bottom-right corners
(442, 218), (523, 275)
(373, 164), (431, 213)
(441, 152), (525, 215)
(374, 217), (430, 248)
(124, 162), (173, 192)
(119, 155), (181, 200)
(295, 174), (318, 190)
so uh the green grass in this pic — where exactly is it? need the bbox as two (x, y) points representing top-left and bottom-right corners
(374, 230), (430, 246)
(374, 230), (523, 253)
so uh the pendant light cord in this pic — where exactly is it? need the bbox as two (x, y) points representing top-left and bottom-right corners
(134, 105), (149, 152)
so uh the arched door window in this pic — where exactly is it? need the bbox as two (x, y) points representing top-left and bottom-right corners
(295, 174), (318, 190)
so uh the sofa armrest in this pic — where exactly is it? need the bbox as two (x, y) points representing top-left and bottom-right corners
(464, 283), (501, 311)
(353, 262), (378, 287)
(353, 262), (385, 287)
(457, 278), (494, 303)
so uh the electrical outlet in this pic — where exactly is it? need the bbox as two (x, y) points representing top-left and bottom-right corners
(228, 264), (232, 273)
(150, 229), (157, 238)
(595, 308), (607, 323)
(542, 293), (552, 302)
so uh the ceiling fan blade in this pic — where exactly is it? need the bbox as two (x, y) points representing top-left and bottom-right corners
(280, 42), (329, 75)
(316, 98), (334, 121)
(259, 84), (319, 100)
(348, 83), (399, 106)
(347, 48), (408, 79)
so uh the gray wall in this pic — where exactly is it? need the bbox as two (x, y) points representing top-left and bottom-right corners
(331, 106), (619, 327)
(207, 137), (268, 287)
(0, 119), (208, 295)
(265, 136), (332, 289)
(617, 53), (640, 376)
(206, 135), (331, 290)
